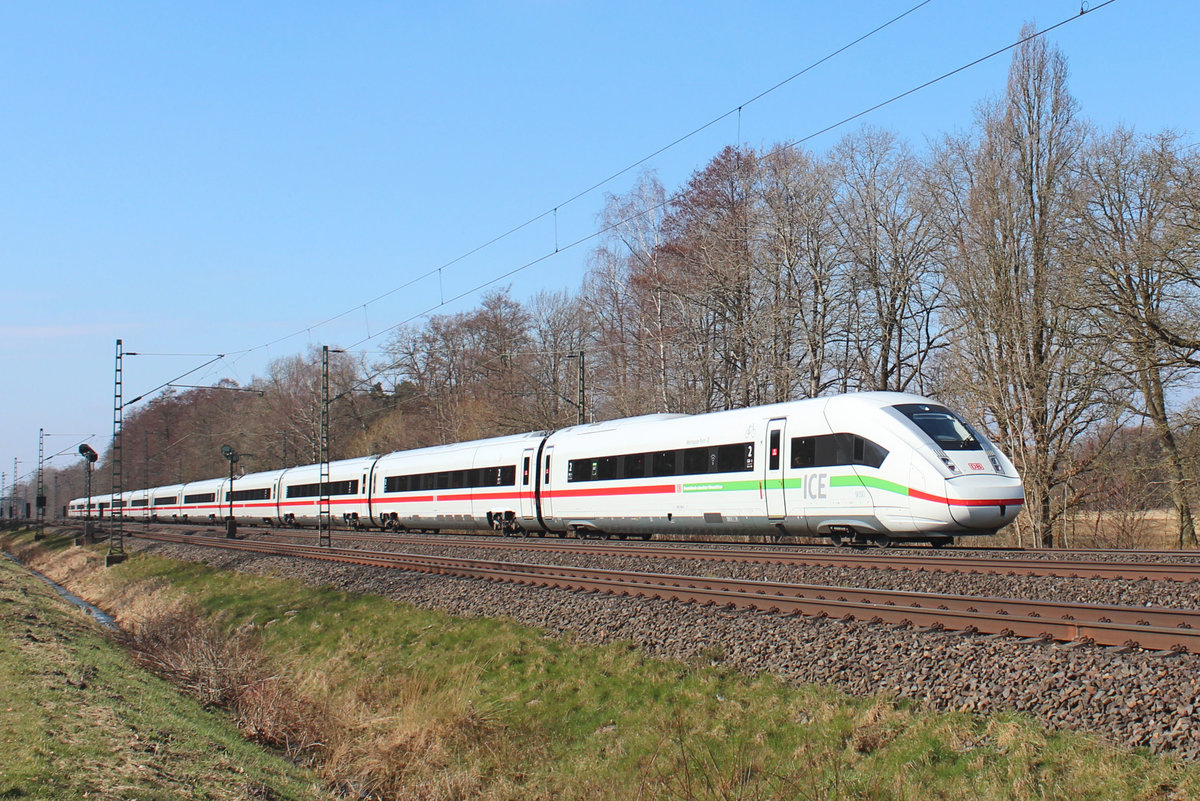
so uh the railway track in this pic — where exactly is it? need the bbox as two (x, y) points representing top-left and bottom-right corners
(216, 527), (1200, 583)
(133, 529), (1200, 652)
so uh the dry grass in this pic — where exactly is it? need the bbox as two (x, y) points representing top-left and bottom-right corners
(313, 670), (509, 801)
(119, 593), (326, 757)
(0, 532), (328, 800)
(1060, 508), (1182, 549)
(24, 542), (520, 799)
(994, 508), (1188, 550)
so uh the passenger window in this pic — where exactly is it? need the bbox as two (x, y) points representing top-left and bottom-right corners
(651, 451), (676, 476)
(791, 437), (815, 468)
(683, 447), (709, 475)
(790, 434), (888, 468)
(624, 452), (646, 479)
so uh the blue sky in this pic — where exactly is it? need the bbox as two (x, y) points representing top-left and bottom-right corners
(2, 0), (1195, 493)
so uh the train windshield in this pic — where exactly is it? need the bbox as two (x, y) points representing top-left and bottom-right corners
(891, 403), (981, 451)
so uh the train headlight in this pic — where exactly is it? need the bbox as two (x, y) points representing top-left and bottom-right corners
(939, 455), (959, 474)
(989, 454), (1002, 473)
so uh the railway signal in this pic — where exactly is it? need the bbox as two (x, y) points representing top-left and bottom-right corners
(77, 444), (99, 545)
(221, 445), (239, 538)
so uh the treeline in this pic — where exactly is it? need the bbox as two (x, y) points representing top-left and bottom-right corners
(33, 30), (1200, 547)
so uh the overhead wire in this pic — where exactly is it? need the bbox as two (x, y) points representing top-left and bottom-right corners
(320, 1), (1121, 399)
(114, 1), (1121, 413)
(221, 0), (938, 362)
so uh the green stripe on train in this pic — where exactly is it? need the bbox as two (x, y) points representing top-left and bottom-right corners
(681, 475), (912, 496)
(828, 474), (909, 496)
(680, 480), (763, 493)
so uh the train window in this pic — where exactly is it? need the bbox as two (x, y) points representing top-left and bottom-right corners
(769, 431), (780, 470)
(716, 443), (753, 472)
(858, 437), (889, 468)
(285, 481), (357, 498)
(523, 457), (531, 486)
(131, 499), (148, 507)
(383, 466), (516, 493)
(596, 456), (618, 481)
(892, 404), (980, 451)
(682, 447), (709, 475)
(624, 452), (646, 479)
(184, 492), (215, 504)
(790, 434), (888, 469)
(792, 437), (815, 468)
(569, 442), (754, 482)
(226, 487), (272, 502)
(153, 496), (176, 506)
(544, 456), (551, 485)
(817, 434), (851, 467)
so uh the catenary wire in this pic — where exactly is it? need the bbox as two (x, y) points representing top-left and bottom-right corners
(39, 0), (1119, 459)
(314, 2), (1119, 398)
(224, 0), (939, 360)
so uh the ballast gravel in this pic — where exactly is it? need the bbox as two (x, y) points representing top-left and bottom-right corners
(131, 537), (1200, 760)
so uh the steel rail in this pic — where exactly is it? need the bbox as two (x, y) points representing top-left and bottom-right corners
(135, 530), (1200, 652)
(234, 528), (1200, 582)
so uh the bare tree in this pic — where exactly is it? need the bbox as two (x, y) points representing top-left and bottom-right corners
(933, 26), (1112, 547)
(1075, 128), (1200, 546)
(754, 145), (845, 399)
(586, 171), (677, 416)
(831, 128), (946, 393)
(659, 146), (766, 411)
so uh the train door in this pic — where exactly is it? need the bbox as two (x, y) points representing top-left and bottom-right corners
(365, 461), (379, 527)
(540, 446), (555, 520)
(765, 418), (786, 520)
(519, 448), (536, 521)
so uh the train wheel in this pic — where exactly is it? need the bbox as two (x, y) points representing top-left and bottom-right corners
(830, 533), (844, 548)
(930, 537), (952, 549)
(871, 534), (892, 548)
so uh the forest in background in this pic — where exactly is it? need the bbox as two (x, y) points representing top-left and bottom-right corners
(21, 29), (1200, 549)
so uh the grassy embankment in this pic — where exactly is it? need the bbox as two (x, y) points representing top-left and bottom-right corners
(5, 527), (1200, 800)
(0, 532), (329, 800)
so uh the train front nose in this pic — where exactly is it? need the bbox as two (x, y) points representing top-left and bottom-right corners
(945, 475), (1024, 530)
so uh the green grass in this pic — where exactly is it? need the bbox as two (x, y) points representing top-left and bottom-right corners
(0, 533), (329, 801)
(10, 528), (1200, 800)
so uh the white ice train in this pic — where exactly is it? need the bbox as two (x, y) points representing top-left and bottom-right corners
(67, 392), (1024, 546)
